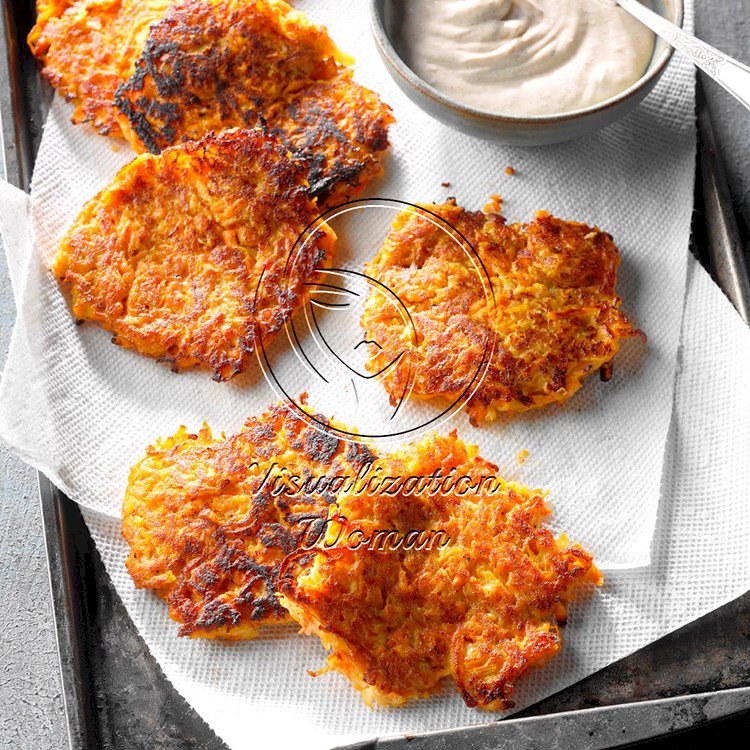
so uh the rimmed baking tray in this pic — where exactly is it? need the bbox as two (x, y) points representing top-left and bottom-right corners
(2, 2), (750, 747)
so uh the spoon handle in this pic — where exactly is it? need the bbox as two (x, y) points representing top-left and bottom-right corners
(617, 0), (750, 111)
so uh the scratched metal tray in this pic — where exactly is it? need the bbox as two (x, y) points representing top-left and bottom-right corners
(2, 1), (750, 748)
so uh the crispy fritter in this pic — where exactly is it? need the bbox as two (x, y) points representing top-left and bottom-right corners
(114, 0), (344, 153)
(114, 0), (393, 207)
(53, 128), (335, 379)
(123, 402), (378, 638)
(27, 0), (75, 48)
(29, 0), (170, 136)
(280, 432), (601, 708)
(267, 73), (393, 207)
(361, 201), (642, 423)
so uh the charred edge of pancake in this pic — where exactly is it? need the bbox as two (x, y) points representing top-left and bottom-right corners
(114, 6), (276, 154)
(272, 92), (392, 203)
(172, 554), (288, 636)
(168, 409), (356, 635)
(114, 36), (185, 153)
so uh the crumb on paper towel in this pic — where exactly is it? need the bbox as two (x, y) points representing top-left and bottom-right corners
(484, 194), (503, 214)
(517, 449), (529, 464)
(505, 166), (516, 176)
(441, 181), (451, 187)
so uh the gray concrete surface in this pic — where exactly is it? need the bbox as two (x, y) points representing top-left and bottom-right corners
(0, 245), (67, 748)
(0, 2), (748, 749)
(697, 3), (750, 233)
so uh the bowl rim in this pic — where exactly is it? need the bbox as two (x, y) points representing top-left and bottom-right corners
(369, 0), (685, 125)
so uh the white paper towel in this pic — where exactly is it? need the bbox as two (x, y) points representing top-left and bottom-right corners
(0, 0), (697, 568)
(3, 0), (749, 748)
(78, 253), (750, 750)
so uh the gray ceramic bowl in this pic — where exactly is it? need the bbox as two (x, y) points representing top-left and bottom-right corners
(371, 0), (684, 146)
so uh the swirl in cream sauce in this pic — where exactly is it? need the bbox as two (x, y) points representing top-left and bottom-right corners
(398, 0), (656, 116)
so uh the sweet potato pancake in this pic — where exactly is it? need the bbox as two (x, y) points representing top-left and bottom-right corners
(114, 0), (393, 206)
(28, 0), (170, 136)
(361, 201), (641, 423)
(123, 402), (378, 638)
(280, 432), (601, 708)
(54, 128), (335, 379)
(267, 73), (393, 207)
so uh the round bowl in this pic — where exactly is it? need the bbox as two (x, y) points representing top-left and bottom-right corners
(370, 0), (684, 146)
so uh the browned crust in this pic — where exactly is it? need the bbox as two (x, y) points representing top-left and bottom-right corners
(268, 73), (394, 208)
(361, 202), (643, 423)
(28, 0), (170, 136)
(122, 401), (378, 638)
(113, 0), (394, 207)
(29, 0), (393, 206)
(54, 128), (335, 379)
(27, 0), (76, 52)
(280, 431), (601, 707)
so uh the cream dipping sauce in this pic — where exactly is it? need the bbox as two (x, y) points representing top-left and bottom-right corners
(399, 0), (656, 116)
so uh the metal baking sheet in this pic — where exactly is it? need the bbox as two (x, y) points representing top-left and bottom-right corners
(2, 1), (749, 747)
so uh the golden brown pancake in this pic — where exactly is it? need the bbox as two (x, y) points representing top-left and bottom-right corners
(267, 73), (394, 208)
(123, 401), (378, 638)
(28, 0), (170, 136)
(27, 0), (75, 48)
(114, 0), (393, 207)
(54, 128), (335, 379)
(280, 431), (601, 707)
(361, 201), (642, 424)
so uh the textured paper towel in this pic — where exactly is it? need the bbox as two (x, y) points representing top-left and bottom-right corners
(79, 254), (750, 750)
(4, 0), (749, 748)
(0, 0), (697, 568)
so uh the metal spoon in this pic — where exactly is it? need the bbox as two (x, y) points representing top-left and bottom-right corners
(616, 0), (750, 112)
